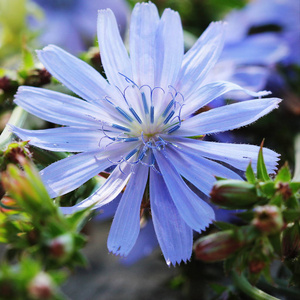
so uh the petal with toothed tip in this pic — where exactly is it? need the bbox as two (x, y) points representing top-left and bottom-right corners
(150, 168), (193, 266)
(107, 163), (149, 256)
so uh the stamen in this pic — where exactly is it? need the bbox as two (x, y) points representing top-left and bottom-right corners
(150, 106), (154, 123)
(124, 137), (140, 142)
(162, 99), (174, 117)
(129, 107), (142, 124)
(163, 111), (175, 124)
(112, 124), (131, 132)
(141, 92), (149, 114)
(168, 125), (180, 134)
(115, 106), (133, 122)
(118, 72), (139, 88)
(125, 148), (138, 160)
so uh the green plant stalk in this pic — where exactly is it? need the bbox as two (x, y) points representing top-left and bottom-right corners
(293, 134), (300, 182)
(0, 106), (27, 150)
(232, 271), (280, 300)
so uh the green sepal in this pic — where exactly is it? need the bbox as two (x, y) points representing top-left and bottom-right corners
(66, 205), (94, 232)
(275, 163), (291, 183)
(257, 142), (271, 182)
(214, 221), (239, 231)
(245, 162), (256, 184)
(290, 182), (300, 194)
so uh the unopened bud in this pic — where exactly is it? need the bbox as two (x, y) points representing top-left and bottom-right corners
(194, 230), (245, 262)
(210, 180), (258, 209)
(3, 141), (31, 164)
(24, 68), (51, 86)
(27, 272), (55, 300)
(249, 260), (266, 274)
(282, 223), (300, 259)
(276, 182), (293, 200)
(48, 234), (74, 261)
(252, 205), (284, 234)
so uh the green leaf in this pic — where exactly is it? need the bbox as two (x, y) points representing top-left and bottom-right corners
(245, 162), (256, 184)
(66, 206), (94, 231)
(282, 209), (300, 222)
(214, 221), (239, 231)
(290, 182), (300, 194)
(259, 182), (276, 197)
(275, 163), (291, 183)
(21, 45), (35, 71)
(257, 142), (271, 182)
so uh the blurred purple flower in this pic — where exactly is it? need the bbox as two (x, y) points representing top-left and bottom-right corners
(13, 2), (280, 265)
(30, 0), (129, 54)
(225, 0), (300, 65)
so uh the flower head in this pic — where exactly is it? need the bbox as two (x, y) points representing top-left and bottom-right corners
(12, 2), (281, 265)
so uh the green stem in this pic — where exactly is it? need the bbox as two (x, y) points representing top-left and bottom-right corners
(232, 271), (280, 300)
(0, 106), (27, 150)
(293, 134), (300, 182)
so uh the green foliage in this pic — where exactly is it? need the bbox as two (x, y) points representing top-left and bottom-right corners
(0, 156), (95, 299)
(196, 147), (300, 298)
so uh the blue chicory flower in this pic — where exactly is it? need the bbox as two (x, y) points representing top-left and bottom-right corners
(12, 2), (281, 265)
(30, 0), (129, 54)
(224, 0), (300, 66)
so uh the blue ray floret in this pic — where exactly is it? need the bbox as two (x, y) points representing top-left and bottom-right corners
(12, 2), (281, 266)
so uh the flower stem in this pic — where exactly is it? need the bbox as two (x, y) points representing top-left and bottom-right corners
(232, 271), (280, 300)
(293, 134), (300, 182)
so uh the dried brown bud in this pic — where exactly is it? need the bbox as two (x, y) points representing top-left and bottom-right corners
(0, 76), (12, 92)
(249, 260), (266, 274)
(276, 182), (293, 200)
(252, 205), (284, 234)
(24, 68), (51, 86)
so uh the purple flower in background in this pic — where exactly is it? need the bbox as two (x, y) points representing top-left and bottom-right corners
(12, 2), (281, 265)
(30, 0), (129, 54)
(225, 0), (300, 66)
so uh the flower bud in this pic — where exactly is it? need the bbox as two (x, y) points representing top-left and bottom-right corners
(276, 182), (293, 200)
(252, 205), (284, 235)
(194, 230), (245, 262)
(249, 260), (266, 274)
(48, 234), (74, 261)
(27, 272), (55, 300)
(282, 223), (300, 259)
(210, 180), (258, 209)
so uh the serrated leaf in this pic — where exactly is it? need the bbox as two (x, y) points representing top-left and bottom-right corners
(275, 163), (291, 183)
(245, 162), (256, 184)
(214, 221), (239, 231)
(257, 142), (270, 182)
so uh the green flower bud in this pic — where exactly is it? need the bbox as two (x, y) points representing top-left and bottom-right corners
(210, 180), (258, 209)
(194, 230), (245, 262)
(252, 205), (284, 235)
